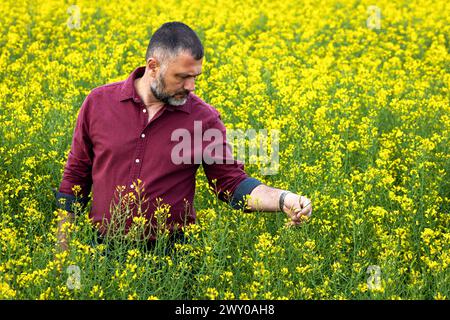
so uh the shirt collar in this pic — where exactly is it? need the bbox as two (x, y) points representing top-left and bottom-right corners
(119, 66), (191, 114)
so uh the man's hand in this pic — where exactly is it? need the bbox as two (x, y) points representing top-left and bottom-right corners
(56, 209), (74, 253)
(283, 193), (312, 226)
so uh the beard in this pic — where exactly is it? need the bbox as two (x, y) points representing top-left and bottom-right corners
(150, 74), (189, 106)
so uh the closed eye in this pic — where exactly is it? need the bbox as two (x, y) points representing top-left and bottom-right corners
(177, 73), (202, 80)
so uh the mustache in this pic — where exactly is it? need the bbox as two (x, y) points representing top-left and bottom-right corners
(172, 90), (190, 97)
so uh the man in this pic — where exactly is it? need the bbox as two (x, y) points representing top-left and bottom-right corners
(56, 22), (312, 251)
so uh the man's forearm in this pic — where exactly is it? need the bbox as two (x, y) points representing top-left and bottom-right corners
(245, 184), (313, 224)
(246, 184), (284, 212)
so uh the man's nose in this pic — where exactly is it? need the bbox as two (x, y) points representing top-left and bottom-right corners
(184, 78), (195, 92)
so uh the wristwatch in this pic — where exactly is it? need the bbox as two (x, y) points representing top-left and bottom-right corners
(279, 191), (291, 213)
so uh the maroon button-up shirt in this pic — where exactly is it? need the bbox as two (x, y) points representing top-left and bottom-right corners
(58, 66), (250, 237)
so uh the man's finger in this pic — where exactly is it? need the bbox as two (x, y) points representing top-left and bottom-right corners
(298, 197), (312, 217)
(297, 206), (312, 218)
(299, 196), (311, 208)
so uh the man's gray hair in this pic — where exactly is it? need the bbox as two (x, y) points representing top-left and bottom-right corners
(146, 22), (204, 70)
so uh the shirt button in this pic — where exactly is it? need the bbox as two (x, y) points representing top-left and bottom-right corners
(143, 109), (147, 113)
(135, 159), (140, 163)
(130, 184), (134, 189)
(141, 134), (145, 138)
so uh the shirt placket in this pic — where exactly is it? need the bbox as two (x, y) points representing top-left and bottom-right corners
(128, 101), (167, 191)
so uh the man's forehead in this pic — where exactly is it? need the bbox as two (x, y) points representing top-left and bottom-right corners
(168, 52), (202, 74)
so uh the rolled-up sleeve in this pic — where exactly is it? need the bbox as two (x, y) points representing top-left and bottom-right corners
(202, 114), (262, 209)
(57, 94), (94, 212)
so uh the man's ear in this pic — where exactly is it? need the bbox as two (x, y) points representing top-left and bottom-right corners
(146, 58), (159, 76)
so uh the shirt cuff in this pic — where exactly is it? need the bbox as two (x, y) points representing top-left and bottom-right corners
(229, 177), (263, 210)
(54, 189), (89, 214)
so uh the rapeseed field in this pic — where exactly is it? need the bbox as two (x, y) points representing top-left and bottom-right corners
(0, 0), (448, 299)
